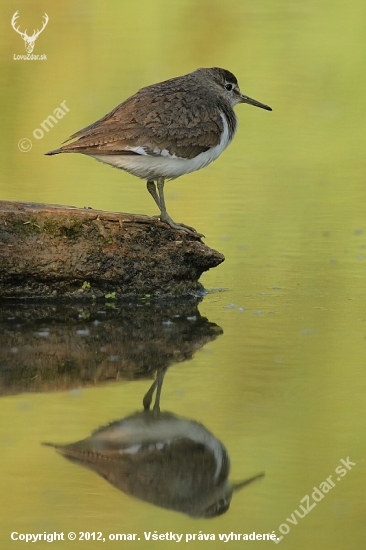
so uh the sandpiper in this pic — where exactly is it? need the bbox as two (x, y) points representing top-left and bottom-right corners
(46, 68), (271, 236)
(44, 367), (264, 518)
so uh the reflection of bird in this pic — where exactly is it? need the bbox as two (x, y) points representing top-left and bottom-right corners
(43, 368), (264, 518)
(46, 68), (271, 237)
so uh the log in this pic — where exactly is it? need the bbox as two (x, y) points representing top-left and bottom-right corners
(0, 300), (223, 395)
(0, 201), (224, 298)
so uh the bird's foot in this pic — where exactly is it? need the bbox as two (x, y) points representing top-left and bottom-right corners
(159, 213), (205, 238)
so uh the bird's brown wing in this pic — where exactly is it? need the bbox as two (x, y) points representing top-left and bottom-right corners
(50, 83), (224, 160)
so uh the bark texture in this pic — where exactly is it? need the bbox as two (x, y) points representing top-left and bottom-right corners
(0, 201), (224, 298)
(0, 300), (223, 395)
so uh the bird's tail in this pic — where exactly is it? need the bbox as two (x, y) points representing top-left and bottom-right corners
(44, 148), (64, 156)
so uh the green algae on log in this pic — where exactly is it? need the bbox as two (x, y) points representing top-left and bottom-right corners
(0, 201), (224, 299)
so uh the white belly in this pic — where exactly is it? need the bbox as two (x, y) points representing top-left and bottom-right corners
(92, 112), (234, 181)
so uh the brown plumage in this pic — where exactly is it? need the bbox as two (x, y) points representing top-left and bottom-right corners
(46, 68), (272, 236)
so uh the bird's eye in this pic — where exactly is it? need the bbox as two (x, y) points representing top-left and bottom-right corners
(225, 83), (233, 91)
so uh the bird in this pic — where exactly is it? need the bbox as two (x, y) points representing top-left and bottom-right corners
(43, 367), (264, 518)
(45, 68), (272, 237)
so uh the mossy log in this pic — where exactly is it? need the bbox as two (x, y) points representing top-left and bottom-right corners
(0, 201), (224, 299)
(0, 300), (223, 395)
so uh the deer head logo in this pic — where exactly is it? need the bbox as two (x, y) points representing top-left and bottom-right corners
(11, 11), (49, 54)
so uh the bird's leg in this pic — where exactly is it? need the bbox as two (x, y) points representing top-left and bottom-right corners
(143, 378), (157, 410)
(142, 367), (169, 416)
(152, 367), (168, 415)
(146, 180), (161, 210)
(156, 177), (204, 237)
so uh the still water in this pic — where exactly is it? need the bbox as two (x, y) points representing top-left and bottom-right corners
(1, 0), (366, 548)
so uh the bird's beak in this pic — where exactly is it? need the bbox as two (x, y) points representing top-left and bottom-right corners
(240, 94), (272, 111)
(232, 472), (265, 492)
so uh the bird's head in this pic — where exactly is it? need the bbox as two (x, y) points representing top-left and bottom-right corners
(201, 67), (272, 111)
